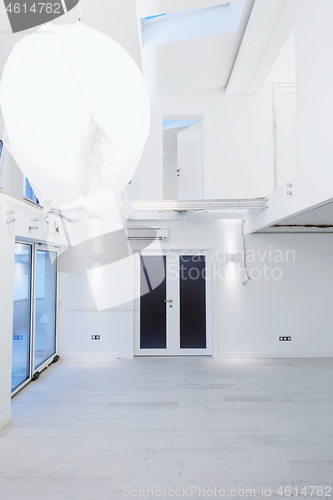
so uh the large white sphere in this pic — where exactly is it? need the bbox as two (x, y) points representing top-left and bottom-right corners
(0, 23), (150, 210)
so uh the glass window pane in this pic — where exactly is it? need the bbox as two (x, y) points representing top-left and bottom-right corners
(179, 255), (206, 349)
(34, 250), (57, 369)
(12, 243), (32, 392)
(140, 256), (167, 349)
(23, 177), (39, 204)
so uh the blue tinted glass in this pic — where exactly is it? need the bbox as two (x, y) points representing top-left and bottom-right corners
(163, 119), (200, 130)
(12, 243), (32, 392)
(24, 177), (39, 204)
(145, 14), (166, 20)
(34, 251), (57, 369)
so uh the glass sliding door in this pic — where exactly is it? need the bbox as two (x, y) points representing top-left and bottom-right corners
(12, 242), (58, 395)
(12, 243), (32, 392)
(34, 249), (57, 370)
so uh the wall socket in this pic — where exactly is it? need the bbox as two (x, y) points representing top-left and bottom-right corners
(279, 336), (291, 341)
(92, 335), (101, 340)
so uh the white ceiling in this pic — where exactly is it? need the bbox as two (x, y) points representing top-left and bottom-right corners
(137, 0), (241, 18)
(142, 0), (255, 97)
(258, 201), (333, 233)
(0, 0), (292, 102)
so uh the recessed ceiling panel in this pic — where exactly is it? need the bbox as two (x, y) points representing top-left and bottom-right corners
(141, 3), (245, 46)
(142, 0), (255, 96)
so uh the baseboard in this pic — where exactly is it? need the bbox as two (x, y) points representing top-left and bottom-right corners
(0, 409), (11, 430)
(59, 352), (117, 361)
(224, 351), (333, 358)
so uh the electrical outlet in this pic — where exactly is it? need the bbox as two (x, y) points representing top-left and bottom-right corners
(279, 336), (291, 341)
(92, 335), (101, 340)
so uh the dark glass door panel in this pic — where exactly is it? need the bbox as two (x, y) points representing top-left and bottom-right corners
(12, 243), (32, 392)
(179, 255), (206, 349)
(140, 256), (167, 349)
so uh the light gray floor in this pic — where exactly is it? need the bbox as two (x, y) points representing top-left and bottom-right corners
(1, 357), (333, 499)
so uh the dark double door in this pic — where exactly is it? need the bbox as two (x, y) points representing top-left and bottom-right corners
(136, 252), (211, 356)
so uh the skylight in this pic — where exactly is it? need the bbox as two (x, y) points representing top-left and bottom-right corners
(163, 120), (200, 130)
(141, 2), (245, 47)
(144, 14), (167, 21)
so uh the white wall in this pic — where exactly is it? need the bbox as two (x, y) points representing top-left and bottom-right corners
(0, 150), (24, 199)
(58, 219), (333, 360)
(0, 114), (25, 199)
(127, 30), (295, 201)
(221, 231), (333, 358)
(293, 0), (333, 192)
(58, 271), (134, 360)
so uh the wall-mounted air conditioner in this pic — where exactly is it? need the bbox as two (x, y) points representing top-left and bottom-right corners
(127, 226), (168, 241)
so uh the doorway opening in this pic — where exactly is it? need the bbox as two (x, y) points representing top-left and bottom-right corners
(162, 118), (203, 200)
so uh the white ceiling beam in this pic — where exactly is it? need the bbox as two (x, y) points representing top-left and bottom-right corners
(225, 0), (294, 95)
(132, 198), (267, 211)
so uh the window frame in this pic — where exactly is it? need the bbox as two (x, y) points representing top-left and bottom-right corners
(11, 241), (59, 397)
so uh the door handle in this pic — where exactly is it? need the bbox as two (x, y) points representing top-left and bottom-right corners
(164, 300), (172, 303)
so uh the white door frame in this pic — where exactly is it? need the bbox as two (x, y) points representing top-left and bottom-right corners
(134, 248), (213, 356)
(32, 243), (58, 375)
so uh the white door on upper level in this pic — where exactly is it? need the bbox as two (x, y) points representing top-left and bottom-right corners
(177, 121), (203, 200)
(273, 83), (296, 189)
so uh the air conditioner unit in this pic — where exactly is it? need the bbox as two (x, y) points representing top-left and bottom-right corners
(127, 226), (168, 241)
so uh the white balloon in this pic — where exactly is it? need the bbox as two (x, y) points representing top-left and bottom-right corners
(0, 23), (150, 212)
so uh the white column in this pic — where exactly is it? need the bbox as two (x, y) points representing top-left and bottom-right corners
(0, 194), (16, 429)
